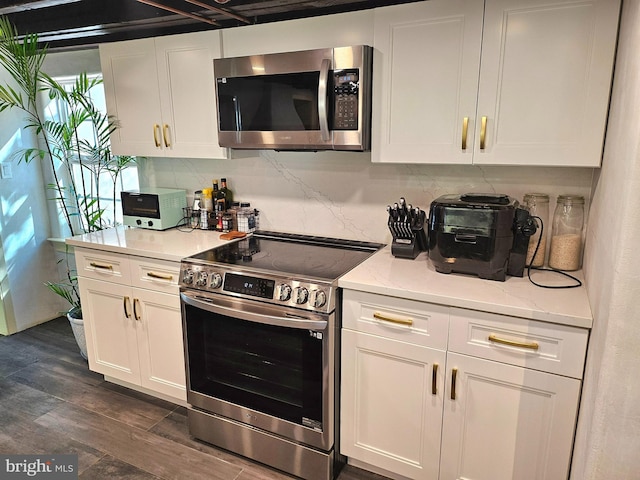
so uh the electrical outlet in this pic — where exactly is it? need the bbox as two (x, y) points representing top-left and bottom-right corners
(1, 164), (12, 179)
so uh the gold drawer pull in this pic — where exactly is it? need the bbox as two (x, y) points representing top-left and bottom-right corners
(133, 298), (141, 321)
(90, 262), (113, 270)
(461, 117), (469, 150)
(450, 368), (458, 400)
(432, 363), (438, 395)
(479, 115), (487, 150)
(153, 124), (161, 147)
(123, 296), (131, 319)
(373, 312), (413, 326)
(147, 271), (173, 281)
(163, 124), (171, 147)
(488, 333), (539, 351)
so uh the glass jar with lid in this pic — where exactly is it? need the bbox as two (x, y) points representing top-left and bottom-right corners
(237, 202), (256, 233)
(548, 194), (585, 271)
(522, 193), (549, 267)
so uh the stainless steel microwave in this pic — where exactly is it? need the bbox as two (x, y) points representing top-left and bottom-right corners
(213, 45), (372, 151)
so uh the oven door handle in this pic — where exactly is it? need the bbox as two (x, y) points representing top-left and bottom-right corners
(180, 291), (328, 330)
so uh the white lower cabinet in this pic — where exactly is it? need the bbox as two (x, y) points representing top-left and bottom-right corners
(440, 353), (581, 480)
(341, 290), (588, 480)
(76, 248), (186, 402)
(341, 329), (446, 479)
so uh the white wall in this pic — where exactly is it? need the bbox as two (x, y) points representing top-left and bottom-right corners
(0, 68), (68, 334)
(139, 152), (595, 244)
(572, 0), (640, 478)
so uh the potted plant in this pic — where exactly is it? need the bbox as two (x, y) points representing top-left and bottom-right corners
(44, 249), (86, 358)
(0, 17), (135, 357)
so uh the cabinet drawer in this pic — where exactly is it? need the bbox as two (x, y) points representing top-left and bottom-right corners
(448, 308), (588, 378)
(75, 248), (131, 285)
(130, 257), (181, 293)
(342, 290), (449, 350)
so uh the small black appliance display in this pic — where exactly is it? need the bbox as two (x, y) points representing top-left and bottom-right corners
(427, 193), (536, 281)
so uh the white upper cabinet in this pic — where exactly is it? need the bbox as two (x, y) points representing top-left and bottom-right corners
(475, 0), (620, 166)
(100, 31), (227, 159)
(372, 0), (484, 164)
(372, 0), (620, 166)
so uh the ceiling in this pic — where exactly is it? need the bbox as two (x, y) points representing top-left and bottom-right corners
(1, 0), (423, 51)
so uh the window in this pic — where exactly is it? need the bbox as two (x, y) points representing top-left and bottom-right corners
(43, 74), (139, 231)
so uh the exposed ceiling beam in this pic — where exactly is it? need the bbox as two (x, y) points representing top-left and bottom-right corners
(135, 0), (219, 26)
(182, 0), (251, 24)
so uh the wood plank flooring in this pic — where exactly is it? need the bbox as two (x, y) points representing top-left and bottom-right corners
(0, 318), (386, 480)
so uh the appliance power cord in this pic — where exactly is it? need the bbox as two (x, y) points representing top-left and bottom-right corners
(526, 216), (583, 289)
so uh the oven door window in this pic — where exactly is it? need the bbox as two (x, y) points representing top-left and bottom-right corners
(217, 72), (321, 132)
(185, 303), (323, 428)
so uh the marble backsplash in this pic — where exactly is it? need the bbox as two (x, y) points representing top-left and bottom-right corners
(138, 150), (595, 244)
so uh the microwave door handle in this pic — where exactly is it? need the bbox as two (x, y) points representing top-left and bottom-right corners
(233, 95), (242, 131)
(318, 58), (331, 142)
(180, 291), (328, 330)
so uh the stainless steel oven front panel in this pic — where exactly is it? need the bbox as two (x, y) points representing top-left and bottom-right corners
(181, 290), (336, 451)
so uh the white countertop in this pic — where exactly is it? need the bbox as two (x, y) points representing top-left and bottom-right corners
(65, 226), (234, 262)
(68, 228), (593, 328)
(338, 247), (593, 329)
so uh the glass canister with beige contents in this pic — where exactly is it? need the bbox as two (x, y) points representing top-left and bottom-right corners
(522, 193), (549, 267)
(548, 195), (585, 271)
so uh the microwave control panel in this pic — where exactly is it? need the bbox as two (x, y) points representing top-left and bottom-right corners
(332, 69), (360, 130)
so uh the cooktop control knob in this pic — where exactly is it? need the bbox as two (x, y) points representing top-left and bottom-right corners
(210, 272), (223, 289)
(294, 286), (309, 305)
(310, 289), (327, 308)
(182, 269), (194, 285)
(195, 271), (208, 287)
(278, 284), (292, 301)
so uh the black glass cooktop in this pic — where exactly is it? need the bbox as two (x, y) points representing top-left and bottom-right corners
(188, 231), (383, 281)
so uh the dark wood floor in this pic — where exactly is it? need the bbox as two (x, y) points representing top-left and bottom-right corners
(0, 317), (385, 480)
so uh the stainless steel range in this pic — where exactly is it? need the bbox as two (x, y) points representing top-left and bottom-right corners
(179, 231), (382, 480)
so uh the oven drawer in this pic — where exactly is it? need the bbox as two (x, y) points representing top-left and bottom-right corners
(130, 257), (181, 294)
(448, 308), (589, 378)
(342, 290), (449, 350)
(75, 248), (131, 285)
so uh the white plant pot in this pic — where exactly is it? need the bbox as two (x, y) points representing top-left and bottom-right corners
(67, 311), (87, 360)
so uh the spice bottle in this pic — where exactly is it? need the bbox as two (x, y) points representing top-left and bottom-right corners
(201, 188), (213, 212)
(522, 193), (549, 267)
(191, 190), (202, 228)
(548, 195), (585, 271)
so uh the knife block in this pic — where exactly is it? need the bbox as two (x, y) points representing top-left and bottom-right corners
(388, 219), (428, 259)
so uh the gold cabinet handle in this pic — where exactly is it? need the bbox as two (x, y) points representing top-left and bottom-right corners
(479, 116), (487, 150)
(461, 117), (469, 150)
(162, 124), (171, 147)
(123, 296), (131, 319)
(451, 368), (458, 400)
(147, 271), (173, 281)
(488, 333), (539, 351)
(90, 262), (113, 270)
(432, 363), (439, 395)
(153, 124), (161, 147)
(373, 312), (413, 326)
(133, 298), (141, 321)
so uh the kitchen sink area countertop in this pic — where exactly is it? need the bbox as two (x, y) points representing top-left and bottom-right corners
(339, 247), (593, 329)
(65, 225), (234, 262)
